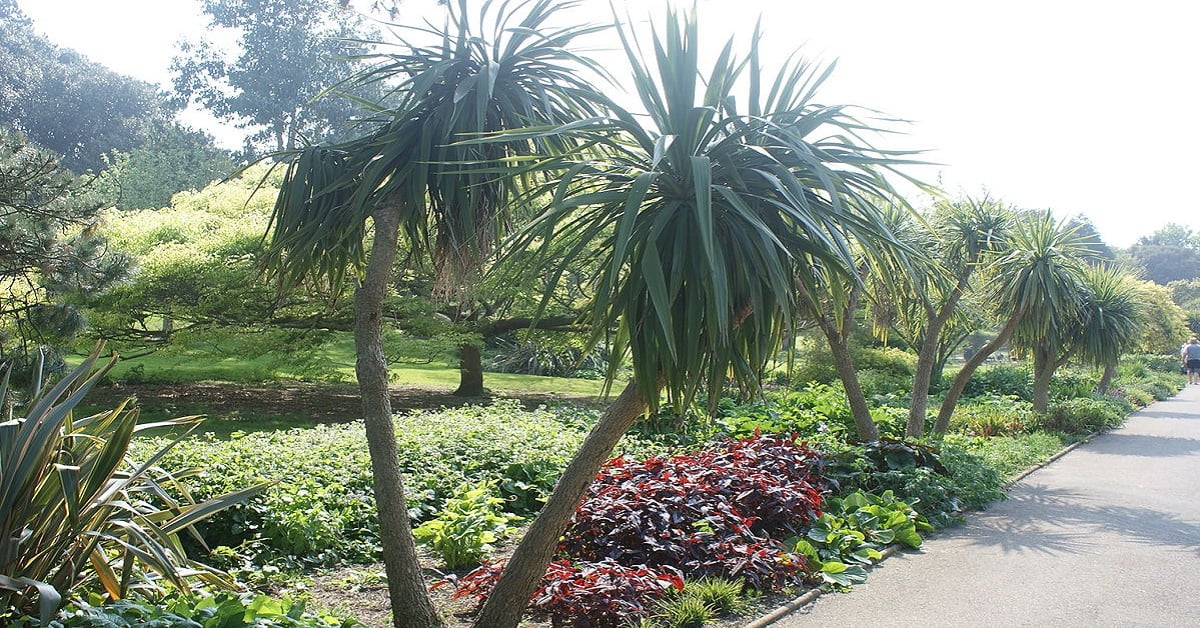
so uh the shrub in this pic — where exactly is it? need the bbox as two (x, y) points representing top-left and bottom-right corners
(791, 344), (913, 390)
(452, 560), (684, 628)
(960, 364), (1032, 400)
(130, 401), (622, 566)
(0, 354), (262, 624)
(455, 435), (828, 625)
(857, 368), (913, 398)
(827, 440), (1002, 529)
(949, 395), (1036, 437)
(653, 594), (714, 628)
(675, 578), (744, 615)
(1049, 370), (1095, 400)
(486, 334), (605, 379)
(788, 490), (929, 587)
(1121, 353), (1183, 375)
(715, 386), (845, 441)
(944, 432), (1069, 482)
(1038, 397), (1124, 434)
(558, 435), (827, 591)
(45, 592), (352, 627)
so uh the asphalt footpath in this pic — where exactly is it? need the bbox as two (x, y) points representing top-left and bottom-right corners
(767, 384), (1200, 627)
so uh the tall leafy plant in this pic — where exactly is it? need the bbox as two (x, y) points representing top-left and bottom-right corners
(475, 6), (921, 624)
(263, 2), (611, 624)
(0, 351), (263, 624)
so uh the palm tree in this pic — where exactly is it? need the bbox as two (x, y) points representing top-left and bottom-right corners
(261, 2), (609, 625)
(933, 210), (1096, 431)
(796, 206), (920, 444)
(889, 195), (1012, 437)
(1029, 264), (1143, 399)
(473, 8), (921, 626)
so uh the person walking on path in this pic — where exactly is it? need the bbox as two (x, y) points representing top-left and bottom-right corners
(1183, 338), (1200, 385)
(764, 384), (1200, 628)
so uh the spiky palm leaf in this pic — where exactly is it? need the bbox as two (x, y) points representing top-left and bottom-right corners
(1069, 264), (1143, 368)
(0, 350), (264, 623)
(504, 8), (922, 411)
(263, 0), (611, 296)
(998, 210), (1096, 347)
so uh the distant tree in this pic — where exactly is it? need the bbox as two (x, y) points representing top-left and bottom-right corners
(1127, 244), (1200, 285)
(96, 121), (235, 210)
(173, 0), (384, 156)
(1136, 223), (1200, 249)
(1133, 280), (1189, 354)
(0, 2), (168, 172)
(1128, 223), (1200, 284)
(0, 127), (128, 374)
(1166, 278), (1200, 336)
(1068, 215), (1116, 261)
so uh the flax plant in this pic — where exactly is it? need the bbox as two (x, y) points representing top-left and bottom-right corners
(0, 350), (264, 624)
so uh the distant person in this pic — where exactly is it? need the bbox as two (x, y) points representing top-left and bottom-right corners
(1183, 338), (1200, 385)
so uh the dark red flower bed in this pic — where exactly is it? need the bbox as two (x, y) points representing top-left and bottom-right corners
(456, 434), (830, 625)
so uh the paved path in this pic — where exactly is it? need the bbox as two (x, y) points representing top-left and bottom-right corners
(770, 385), (1200, 627)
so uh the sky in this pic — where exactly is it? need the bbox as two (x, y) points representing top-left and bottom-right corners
(16, 0), (1200, 248)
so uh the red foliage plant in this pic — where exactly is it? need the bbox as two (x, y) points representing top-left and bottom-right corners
(451, 559), (682, 627)
(559, 434), (828, 590)
(453, 434), (830, 625)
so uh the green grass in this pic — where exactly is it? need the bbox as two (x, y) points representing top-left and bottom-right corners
(73, 335), (607, 439)
(84, 335), (608, 397)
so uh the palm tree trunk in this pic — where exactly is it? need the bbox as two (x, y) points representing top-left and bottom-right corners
(453, 343), (486, 397)
(907, 293), (965, 438)
(933, 317), (1018, 434)
(906, 332), (941, 438)
(1031, 349), (1055, 414)
(473, 380), (649, 627)
(826, 334), (880, 442)
(356, 206), (443, 628)
(1097, 362), (1116, 394)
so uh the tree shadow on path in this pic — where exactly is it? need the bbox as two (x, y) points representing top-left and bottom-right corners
(957, 484), (1200, 557)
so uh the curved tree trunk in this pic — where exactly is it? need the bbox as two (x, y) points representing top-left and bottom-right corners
(825, 332), (880, 442)
(1097, 362), (1116, 395)
(906, 333), (941, 438)
(453, 343), (485, 397)
(356, 207), (443, 628)
(473, 380), (649, 627)
(933, 317), (1019, 434)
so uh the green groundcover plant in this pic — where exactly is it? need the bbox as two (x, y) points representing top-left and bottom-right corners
(129, 401), (660, 566)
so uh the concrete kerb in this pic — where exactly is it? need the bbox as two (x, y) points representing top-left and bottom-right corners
(742, 427), (1105, 628)
(741, 544), (904, 628)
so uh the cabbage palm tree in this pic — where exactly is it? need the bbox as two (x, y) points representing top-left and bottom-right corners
(474, 8), (922, 625)
(262, 2), (608, 625)
(797, 203), (921, 443)
(894, 195), (1012, 437)
(933, 210), (1096, 431)
(1027, 264), (1143, 400)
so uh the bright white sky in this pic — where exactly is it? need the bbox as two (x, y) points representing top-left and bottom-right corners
(17, 0), (1200, 248)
